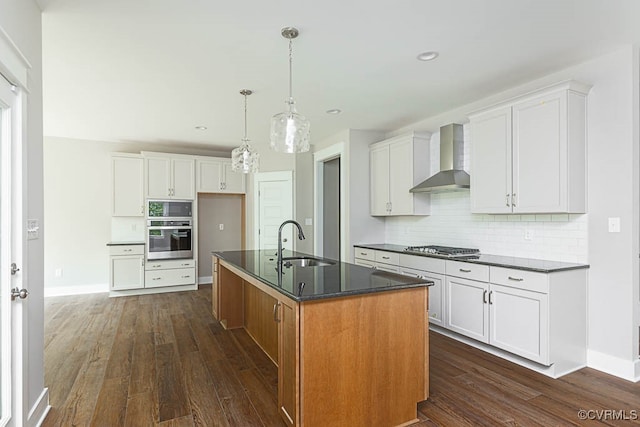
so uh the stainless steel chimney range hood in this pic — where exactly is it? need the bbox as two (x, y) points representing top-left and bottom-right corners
(410, 123), (470, 193)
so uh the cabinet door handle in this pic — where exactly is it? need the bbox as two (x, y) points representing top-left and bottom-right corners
(141, 205), (144, 214)
(508, 276), (524, 281)
(512, 193), (517, 207)
(459, 268), (471, 273)
(273, 302), (281, 323)
(489, 291), (493, 305)
(506, 194), (510, 207)
(483, 290), (487, 304)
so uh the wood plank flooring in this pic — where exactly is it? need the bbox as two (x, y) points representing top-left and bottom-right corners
(42, 286), (640, 426)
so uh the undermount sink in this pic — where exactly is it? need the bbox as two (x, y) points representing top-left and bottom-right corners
(282, 256), (335, 268)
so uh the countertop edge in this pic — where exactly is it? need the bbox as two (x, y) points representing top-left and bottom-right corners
(214, 251), (434, 302)
(354, 244), (589, 273)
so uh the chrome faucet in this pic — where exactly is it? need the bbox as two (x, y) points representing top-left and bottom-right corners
(277, 219), (306, 266)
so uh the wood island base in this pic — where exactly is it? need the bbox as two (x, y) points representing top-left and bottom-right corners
(213, 256), (430, 427)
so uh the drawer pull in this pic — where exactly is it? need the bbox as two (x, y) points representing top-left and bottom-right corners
(273, 302), (281, 323)
(181, 275), (191, 278)
(152, 277), (161, 281)
(360, 252), (367, 256)
(382, 256), (390, 260)
(459, 268), (471, 273)
(181, 263), (190, 266)
(123, 249), (132, 252)
(152, 264), (161, 268)
(508, 276), (524, 282)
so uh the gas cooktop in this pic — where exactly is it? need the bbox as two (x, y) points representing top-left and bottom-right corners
(404, 245), (480, 258)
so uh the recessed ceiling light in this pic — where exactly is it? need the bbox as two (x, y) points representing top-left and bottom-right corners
(326, 109), (342, 115)
(195, 126), (207, 130)
(416, 51), (439, 61)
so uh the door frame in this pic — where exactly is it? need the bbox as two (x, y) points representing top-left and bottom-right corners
(253, 171), (294, 250)
(313, 143), (347, 261)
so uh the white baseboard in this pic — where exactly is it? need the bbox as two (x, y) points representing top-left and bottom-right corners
(198, 275), (212, 285)
(44, 283), (109, 297)
(588, 349), (640, 382)
(109, 284), (197, 297)
(29, 387), (50, 427)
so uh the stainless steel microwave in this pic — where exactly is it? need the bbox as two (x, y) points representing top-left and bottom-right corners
(147, 200), (192, 219)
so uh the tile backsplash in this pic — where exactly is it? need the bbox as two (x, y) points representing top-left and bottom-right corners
(385, 192), (588, 263)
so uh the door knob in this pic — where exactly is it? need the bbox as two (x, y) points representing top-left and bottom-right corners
(11, 287), (29, 301)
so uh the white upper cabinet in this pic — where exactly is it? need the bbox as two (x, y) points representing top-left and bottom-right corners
(470, 81), (590, 214)
(369, 132), (431, 216)
(196, 158), (246, 194)
(111, 154), (144, 216)
(144, 154), (195, 200)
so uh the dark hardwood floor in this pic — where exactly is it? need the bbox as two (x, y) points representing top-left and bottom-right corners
(42, 286), (640, 427)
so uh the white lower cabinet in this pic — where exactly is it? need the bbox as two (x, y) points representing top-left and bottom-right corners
(145, 259), (196, 288)
(489, 283), (548, 364)
(353, 248), (399, 272)
(109, 245), (145, 290)
(445, 275), (490, 343)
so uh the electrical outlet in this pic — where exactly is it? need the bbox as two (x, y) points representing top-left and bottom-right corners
(219, 224), (224, 231)
(27, 219), (39, 240)
(524, 230), (533, 241)
(55, 268), (63, 278)
(305, 218), (313, 226)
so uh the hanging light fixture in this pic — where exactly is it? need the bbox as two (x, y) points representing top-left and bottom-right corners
(270, 26), (310, 153)
(232, 89), (259, 173)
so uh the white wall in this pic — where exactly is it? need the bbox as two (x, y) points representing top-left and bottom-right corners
(388, 46), (639, 379)
(0, 0), (47, 423)
(43, 136), (228, 295)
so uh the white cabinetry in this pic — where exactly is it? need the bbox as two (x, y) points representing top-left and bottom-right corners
(470, 81), (590, 214)
(109, 245), (145, 290)
(145, 259), (196, 288)
(353, 248), (399, 272)
(196, 158), (246, 194)
(111, 154), (144, 216)
(398, 254), (446, 327)
(369, 133), (431, 216)
(144, 154), (195, 199)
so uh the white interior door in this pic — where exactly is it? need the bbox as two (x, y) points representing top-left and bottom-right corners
(0, 77), (20, 427)
(255, 172), (293, 251)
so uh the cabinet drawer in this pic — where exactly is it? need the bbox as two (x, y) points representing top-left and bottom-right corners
(399, 254), (445, 274)
(375, 250), (399, 265)
(109, 245), (144, 256)
(354, 259), (375, 269)
(145, 259), (195, 271)
(490, 267), (548, 293)
(354, 248), (375, 261)
(446, 260), (489, 282)
(145, 267), (196, 288)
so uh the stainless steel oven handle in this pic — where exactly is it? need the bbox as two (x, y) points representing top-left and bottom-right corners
(147, 226), (192, 230)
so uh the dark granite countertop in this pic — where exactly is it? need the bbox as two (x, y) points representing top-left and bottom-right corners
(354, 243), (589, 273)
(106, 241), (145, 246)
(213, 250), (433, 302)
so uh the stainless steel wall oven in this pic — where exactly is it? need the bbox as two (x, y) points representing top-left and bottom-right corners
(146, 200), (193, 260)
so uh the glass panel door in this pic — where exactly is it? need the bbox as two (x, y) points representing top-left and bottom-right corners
(0, 77), (16, 427)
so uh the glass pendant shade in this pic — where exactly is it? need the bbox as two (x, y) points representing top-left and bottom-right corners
(270, 27), (310, 154)
(231, 139), (259, 173)
(231, 89), (259, 173)
(270, 99), (310, 153)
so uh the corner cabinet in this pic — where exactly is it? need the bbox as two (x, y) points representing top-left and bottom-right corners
(370, 132), (431, 216)
(469, 80), (591, 214)
(196, 158), (245, 194)
(111, 154), (144, 216)
(144, 154), (195, 200)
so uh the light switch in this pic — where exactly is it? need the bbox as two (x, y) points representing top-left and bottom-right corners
(219, 224), (224, 231)
(27, 219), (39, 240)
(608, 217), (621, 233)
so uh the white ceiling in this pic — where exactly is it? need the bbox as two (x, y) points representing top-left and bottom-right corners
(40, 0), (640, 152)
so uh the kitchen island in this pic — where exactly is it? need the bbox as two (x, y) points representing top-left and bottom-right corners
(212, 250), (434, 427)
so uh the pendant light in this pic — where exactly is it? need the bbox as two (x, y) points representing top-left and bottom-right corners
(270, 26), (310, 153)
(232, 89), (259, 173)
